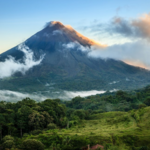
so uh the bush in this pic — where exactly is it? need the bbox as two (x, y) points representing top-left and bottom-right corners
(2, 135), (14, 149)
(69, 136), (90, 150)
(138, 104), (147, 109)
(23, 133), (29, 137)
(2, 135), (14, 142)
(69, 120), (78, 128)
(30, 129), (43, 135)
(3, 140), (14, 149)
(47, 123), (57, 129)
(22, 139), (44, 150)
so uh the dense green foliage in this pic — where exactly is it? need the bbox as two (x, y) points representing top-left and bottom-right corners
(0, 98), (67, 139)
(22, 139), (44, 150)
(1, 85), (150, 149)
(64, 86), (150, 113)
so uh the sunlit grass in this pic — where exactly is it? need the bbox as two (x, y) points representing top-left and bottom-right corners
(35, 107), (150, 149)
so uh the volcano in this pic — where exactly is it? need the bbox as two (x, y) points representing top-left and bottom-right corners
(0, 21), (150, 92)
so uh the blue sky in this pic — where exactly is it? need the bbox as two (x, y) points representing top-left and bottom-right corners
(1, 0), (150, 53)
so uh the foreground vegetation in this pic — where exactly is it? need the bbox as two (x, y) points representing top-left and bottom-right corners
(1, 86), (150, 149)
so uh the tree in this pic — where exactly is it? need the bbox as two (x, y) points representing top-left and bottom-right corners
(0, 114), (6, 140)
(39, 99), (66, 125)
(17, 105), (32, 137)
(41, 111), (53, 128)
(73, 110), (86, 120)
(17, 97), (37, 108)
(71, 96), (85, 109)
(5, 109), (15, 135)
(28, 111), (45, 130)
(144, 96), (150, 106)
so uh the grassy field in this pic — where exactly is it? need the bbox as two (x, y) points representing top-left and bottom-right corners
(38, 107), (150, 149)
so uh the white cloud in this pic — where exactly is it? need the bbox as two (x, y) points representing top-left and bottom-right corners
(0, 44), (45, 78)
(43, 33), (49, 37)
(63, 40), (150, 69)
(0, 89), (117, 102)
(88, 39), (150, 69)
(0, 90), (47, 102)
(63, 42), (77, 49)
(64, 90), (106, 98)
(62, 41), (91, 52)
(52, 30), (63, 35)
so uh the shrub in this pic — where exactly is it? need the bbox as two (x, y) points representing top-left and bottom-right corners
(47, 123), (57, 129)
(30, 129), (43, 135)
(138, 104), (147, 109)
(2, 135), (14, 142)
(22, 139), (44, 150)
(68, 120), (79, 128)
(3, 140), (14, 149)
(2, 135), (15, 149)
(23, 133), (29, 137)
(70, 136), (90, 149)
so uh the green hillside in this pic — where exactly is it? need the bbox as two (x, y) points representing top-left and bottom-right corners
(22, 108), (150, 150)
(1, 86), (150, 149)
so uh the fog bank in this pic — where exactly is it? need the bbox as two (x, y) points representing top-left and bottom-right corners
(0, 89), (115, 102)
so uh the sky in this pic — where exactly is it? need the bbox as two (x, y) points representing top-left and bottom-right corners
(1, 0), (150, 68)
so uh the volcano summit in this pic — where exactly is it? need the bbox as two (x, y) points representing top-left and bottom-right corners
(0, 21), (150, 92)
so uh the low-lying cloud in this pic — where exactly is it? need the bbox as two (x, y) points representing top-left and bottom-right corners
(0, 44), (44, 78)
(88, 39), (150, 69)
(0, 89), (113, 102)
(64, 90), (106, 98)
(52, 30), (63, 35)
(63, 40), (150, 69)
(0, 90), (47, 102)
(62, 42), (91, 52)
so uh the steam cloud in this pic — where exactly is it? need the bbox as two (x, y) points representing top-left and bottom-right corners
(0, 44), (45, 78)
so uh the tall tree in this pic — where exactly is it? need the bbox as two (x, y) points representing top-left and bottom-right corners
(17, 105), (32, 137)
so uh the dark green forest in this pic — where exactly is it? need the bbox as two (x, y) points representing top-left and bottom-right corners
(1, 86), (150, 150)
